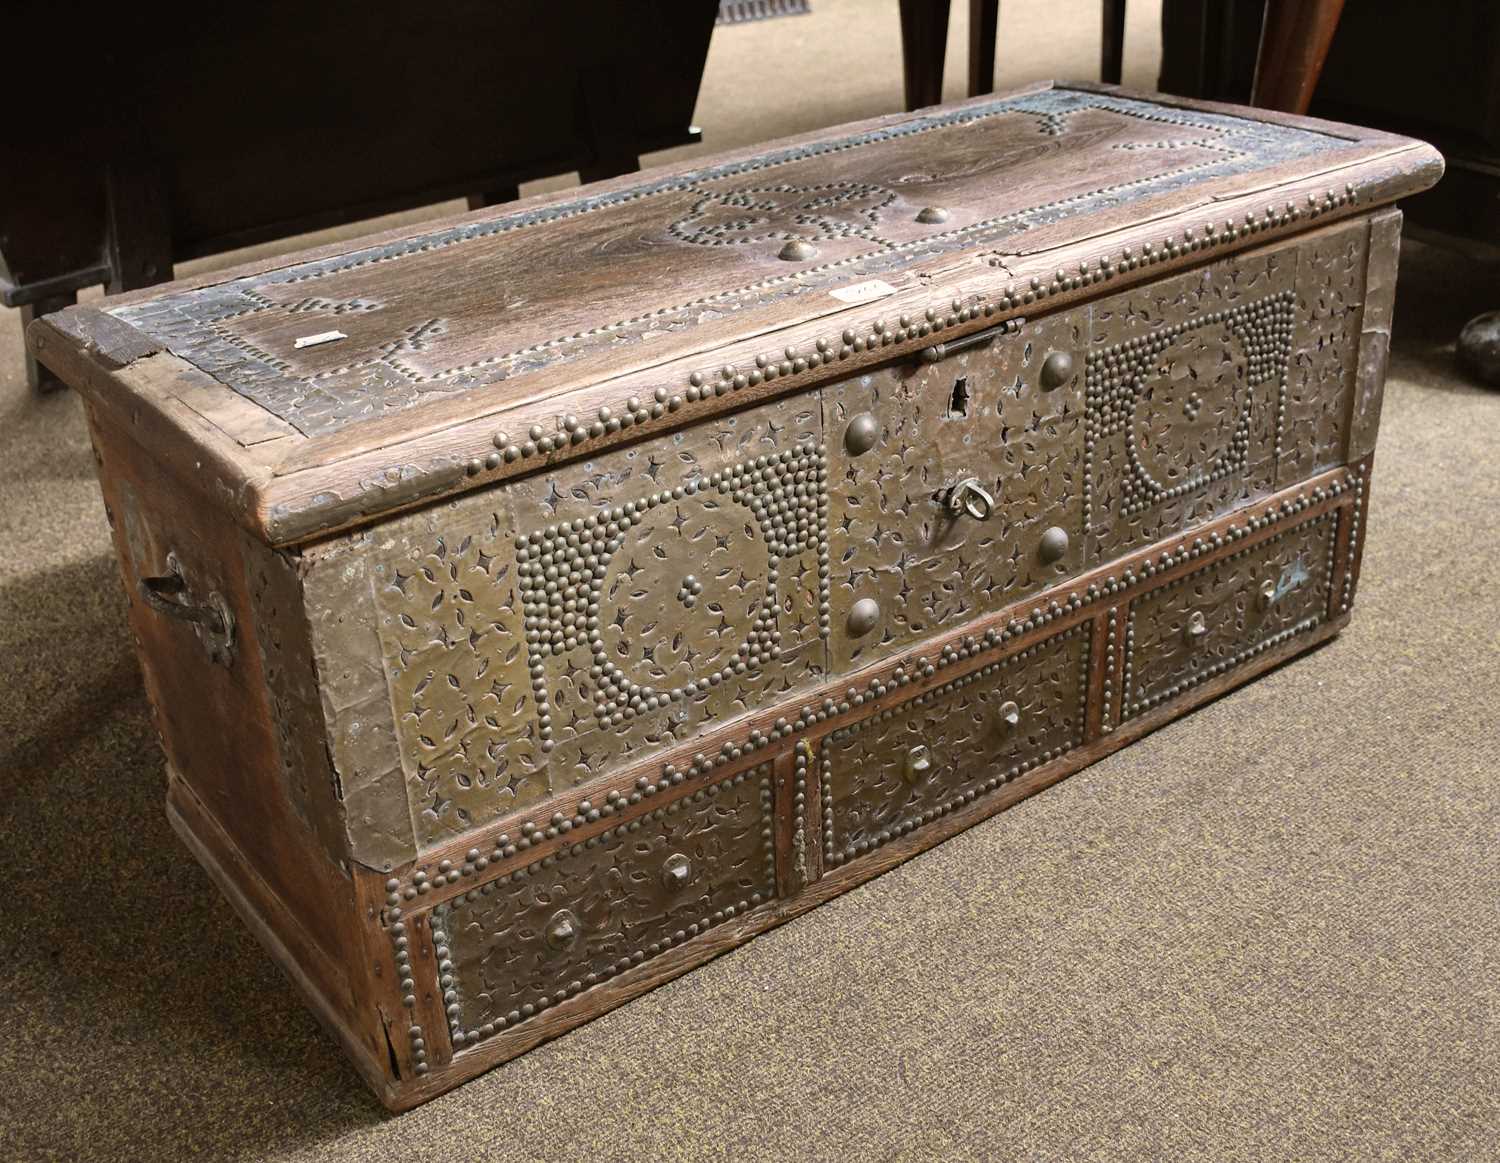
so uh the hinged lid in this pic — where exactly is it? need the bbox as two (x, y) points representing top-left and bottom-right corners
(33, 82), (1440, 547)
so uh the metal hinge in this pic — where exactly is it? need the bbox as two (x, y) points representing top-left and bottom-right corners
(920, 317), (1025, 363)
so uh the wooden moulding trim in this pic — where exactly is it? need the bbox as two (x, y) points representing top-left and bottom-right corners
(163, 773), (390, 1098)
(252, 157), (1438, 550)
(28, 329), (276, 524)
(375, 611), (1349, 1112)
(374, 461), (1358, 912)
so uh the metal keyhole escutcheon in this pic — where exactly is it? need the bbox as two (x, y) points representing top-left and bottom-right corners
(903, 744), (933, 784)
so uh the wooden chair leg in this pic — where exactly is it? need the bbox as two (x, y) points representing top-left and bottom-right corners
(967, 0), (999, 97)
(104, 159), (173, 294)
(1250, 0), (1346, 114)
(899, 0), (951, 111)
(467, 185), (521, 211)
(1101, 0), (1126, 85)
(20, 291), (76, 393)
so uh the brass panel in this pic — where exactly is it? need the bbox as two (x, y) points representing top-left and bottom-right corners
(819, 621), (1090, 866)
(1084, 242), (1294, 563)
(1122, 511), (1338, 718)
(370, 392), (825, 848)
(1278, 217), (1369, 487)
(370, 514), (544, 845)
(1349, 210), (1402, 462)
(431, 763), (776, 1050)
(304, 538), (417, 870)
(824, 311), (1087, 673)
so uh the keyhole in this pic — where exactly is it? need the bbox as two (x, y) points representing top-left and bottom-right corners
(947, 376), (970, 418)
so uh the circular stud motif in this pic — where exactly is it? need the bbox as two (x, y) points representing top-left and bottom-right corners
(661, 853), (692, 890)
(847, 597), (881, 638)
(545, 909), (580, 950)
(1040, 351), (1075, 390)
(844, 412), (880, 456)
(778, 240), (819, 262)
(915, 206), (950, 225)
(1038, 525), (1070, 564)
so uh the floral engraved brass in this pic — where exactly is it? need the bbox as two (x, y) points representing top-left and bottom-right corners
(372, 520), (543, 846)
(1122, 511), (1338, 717)
(824, 311), (1087, 673)
(431, 764), (776, 1051)
(819, 622), (1091, 865)
(1083, 245), (1298, 563)
(1279, 217), (1369, 487)
(373, 393), (826, 847)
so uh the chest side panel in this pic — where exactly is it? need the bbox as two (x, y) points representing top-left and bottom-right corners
(363, 392), (827, 848)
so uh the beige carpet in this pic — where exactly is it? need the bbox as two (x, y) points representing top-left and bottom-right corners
(2, 2), (1497, 1159)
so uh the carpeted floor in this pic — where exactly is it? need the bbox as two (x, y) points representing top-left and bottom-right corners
(2, 2), (1497, 1159)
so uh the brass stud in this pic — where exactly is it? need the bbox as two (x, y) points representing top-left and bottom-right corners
(545, 908), (580, 950)
(1040, 350), (1075, 390)
(661, 853), (692, 890)
(915, 206), (950, 225)
(847, 598), (880, 638)
(1038, 526), (1069, 564)
(844, 412), (880, 456)
(778, 240), (819, 262)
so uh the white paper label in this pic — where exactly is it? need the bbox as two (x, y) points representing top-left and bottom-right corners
(829, 279), (897, 306)
(293, 330), (348, 349)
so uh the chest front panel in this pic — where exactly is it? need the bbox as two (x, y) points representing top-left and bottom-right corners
(824, 312), (1088, 673)
(368, 393), (828, 847)
(1123, 511), (1338, 718)
(431, 764), (775, 1049)
(820, 621), (1091, 867)
(1083, 223), (1365, 566)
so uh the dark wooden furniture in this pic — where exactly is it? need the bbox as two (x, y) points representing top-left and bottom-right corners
(1, 3), (716, 393)
(31, 82), (1439, 1110)
(901, 0), (1128, 111)
(1250, 0), (1347, 114)
(905, 0), (1343, 115)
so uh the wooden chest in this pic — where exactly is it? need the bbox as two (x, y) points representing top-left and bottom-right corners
(31, 83), (1440, 1110)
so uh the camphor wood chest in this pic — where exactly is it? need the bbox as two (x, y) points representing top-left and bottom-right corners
(31, 83), (1441, 1110)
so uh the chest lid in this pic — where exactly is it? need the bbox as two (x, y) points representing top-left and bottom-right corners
(33, 82), (1440, 547)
